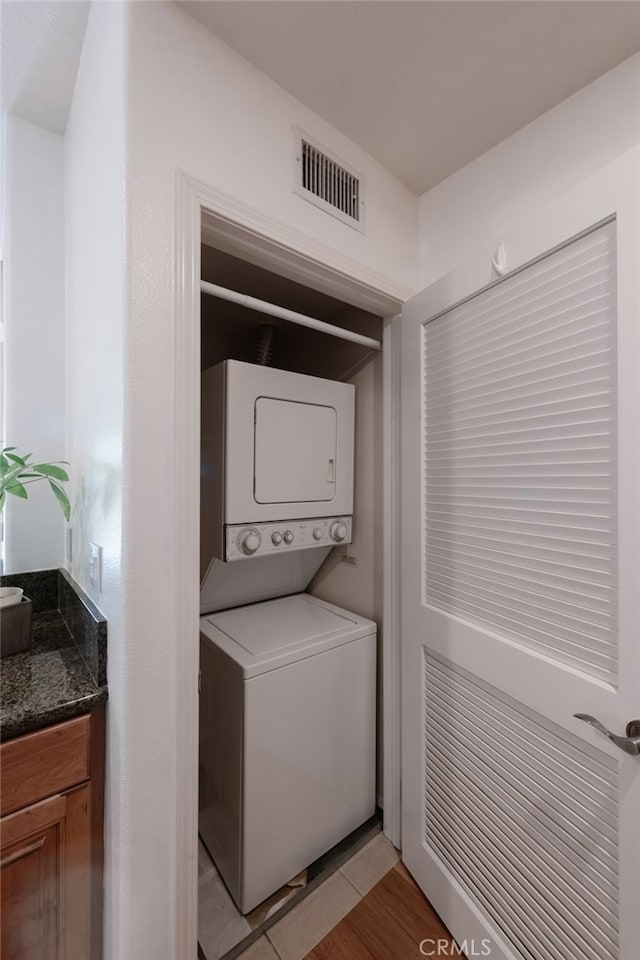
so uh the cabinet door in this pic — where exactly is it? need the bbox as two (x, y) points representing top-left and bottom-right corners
(1, 795), (65, 960)
(1, 787), (90, 960)
(254, 398), (337, 503)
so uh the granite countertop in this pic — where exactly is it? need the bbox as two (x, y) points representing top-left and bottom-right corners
(1, 569), (108, 742)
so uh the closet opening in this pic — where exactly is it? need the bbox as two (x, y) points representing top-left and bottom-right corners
(197, 239), (387, 960)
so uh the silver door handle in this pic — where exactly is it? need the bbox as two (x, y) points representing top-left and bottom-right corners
(574, 714), (640, 756)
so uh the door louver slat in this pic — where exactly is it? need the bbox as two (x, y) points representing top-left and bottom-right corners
(424, 363), (611, 409)
(423, 651), (619, 960)
(423, 742), (619, 945)
(426, 232), (610, 336)
(423, 221), (618, 684)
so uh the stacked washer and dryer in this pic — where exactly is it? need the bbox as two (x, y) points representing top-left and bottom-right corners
(199, 359), (377, 915)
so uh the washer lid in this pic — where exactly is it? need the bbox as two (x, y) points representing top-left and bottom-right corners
(200, 593), (376, 678)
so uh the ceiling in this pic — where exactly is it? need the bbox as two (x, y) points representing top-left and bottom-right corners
(1, 1), (89, 134)
(2, 1), (639, 193)
(179, 0), (640, 194)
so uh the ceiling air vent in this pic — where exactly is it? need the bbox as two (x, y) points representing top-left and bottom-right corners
(294, 128), (364, 232)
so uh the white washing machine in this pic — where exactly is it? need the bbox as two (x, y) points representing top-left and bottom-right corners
(198, 592), (377, 914)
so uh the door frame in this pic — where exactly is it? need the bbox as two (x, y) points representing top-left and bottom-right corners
(173, 170), (408, 957)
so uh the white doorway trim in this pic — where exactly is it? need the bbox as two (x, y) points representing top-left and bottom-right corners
(382, 314), (402, 849)
(173, 170), (408, 957)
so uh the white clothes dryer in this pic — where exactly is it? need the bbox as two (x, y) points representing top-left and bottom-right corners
(198, 592), (376, 914)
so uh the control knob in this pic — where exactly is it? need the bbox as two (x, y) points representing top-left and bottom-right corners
(312, 528), (323, 541)
(238, 529), (261, 555)
(271, 531), (283, 546)
(330, 520), (348, 542)
(283, 530), (295, 545)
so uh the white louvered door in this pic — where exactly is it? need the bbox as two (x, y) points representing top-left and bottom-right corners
(400, 154), (640, 960)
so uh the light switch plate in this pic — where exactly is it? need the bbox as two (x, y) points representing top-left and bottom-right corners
(88, 542), (103, 592)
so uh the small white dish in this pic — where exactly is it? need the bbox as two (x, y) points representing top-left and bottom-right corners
(0, 587), (24, 608)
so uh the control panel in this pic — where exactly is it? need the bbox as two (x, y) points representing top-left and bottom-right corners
(225, 516), (352, 561)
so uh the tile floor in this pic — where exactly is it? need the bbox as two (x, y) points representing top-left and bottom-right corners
(198, 840), (250, 959)
(233, 833), (400, 960)
(198, 839), (307, 960)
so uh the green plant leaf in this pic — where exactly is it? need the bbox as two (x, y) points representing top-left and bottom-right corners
(33, 463), (69, 482)
(6, 480), (28, 499)
(2, 463), (34, 486)
(0, 447), (70, 518)
(48, 479), (71, 521)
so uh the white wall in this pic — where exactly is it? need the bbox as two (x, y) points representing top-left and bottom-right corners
(418, 54), (640, 288)
(63, 3), (417, 958)
(3, 116), (66, 573)
(129, 2), (418, 293)
(64, 4), (127, 958)
(309, 356), (385, 798)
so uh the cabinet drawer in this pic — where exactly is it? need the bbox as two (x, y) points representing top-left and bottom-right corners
(0, 716), (90, 817)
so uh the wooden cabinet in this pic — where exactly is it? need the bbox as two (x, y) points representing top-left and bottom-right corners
(0, 710), (104, 960)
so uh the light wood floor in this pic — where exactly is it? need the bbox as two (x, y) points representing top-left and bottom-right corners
(303, 862), (460, 960)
